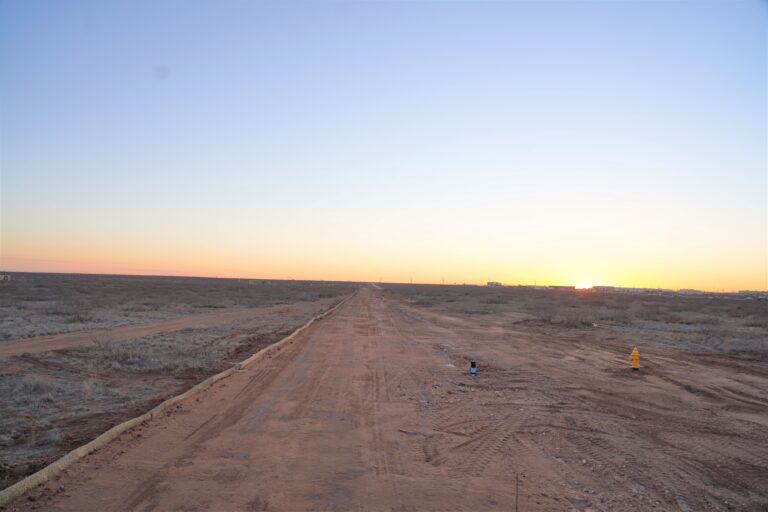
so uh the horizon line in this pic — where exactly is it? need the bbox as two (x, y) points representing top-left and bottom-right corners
(1, 269), (765, 294)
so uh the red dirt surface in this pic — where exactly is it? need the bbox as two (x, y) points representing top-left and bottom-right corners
(7, 288), (768, 511)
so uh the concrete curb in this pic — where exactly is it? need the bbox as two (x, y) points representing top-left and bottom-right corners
(0, 294), (352, 507)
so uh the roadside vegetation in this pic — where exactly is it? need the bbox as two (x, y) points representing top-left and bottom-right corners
(0, 275), (355, 490)
(0, 273), (352, 340)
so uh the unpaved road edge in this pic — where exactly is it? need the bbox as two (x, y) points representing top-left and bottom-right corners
(0, 293), (353, 507)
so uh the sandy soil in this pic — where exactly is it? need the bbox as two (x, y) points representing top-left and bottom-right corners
(8, 287), (767, 511)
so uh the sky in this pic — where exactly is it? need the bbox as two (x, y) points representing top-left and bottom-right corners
(0, 0), (766, 291)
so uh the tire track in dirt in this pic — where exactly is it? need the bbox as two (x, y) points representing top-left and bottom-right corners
(8, 288), (768, 512)
(115, 341), (308, 511)
(388, 293), (768, 511)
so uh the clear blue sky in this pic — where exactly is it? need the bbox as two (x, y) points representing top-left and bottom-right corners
(1, 0), (766, 290)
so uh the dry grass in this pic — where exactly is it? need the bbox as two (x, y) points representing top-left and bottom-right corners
(7, 376), (59, 408)
(0, 273), (355, 339)
(0, 275), (356, 489)
(387, 284), (768, 358)
(0, 367), (133, 487)
(84, 331), (227, 372)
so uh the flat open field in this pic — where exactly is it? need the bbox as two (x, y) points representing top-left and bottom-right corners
(4, 284), (767, 511)
(0, 273), (356, 490)
(388, 284), (768, 357)
(0, 273), (352, 341)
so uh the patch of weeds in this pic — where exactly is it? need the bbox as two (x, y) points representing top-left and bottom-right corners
(32, 428), (63, 447)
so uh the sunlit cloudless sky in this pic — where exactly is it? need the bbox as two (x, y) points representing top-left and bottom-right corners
(1, 0), (766, 290)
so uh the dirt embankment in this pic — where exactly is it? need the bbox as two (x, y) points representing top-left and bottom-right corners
(0, 297), (346, 492)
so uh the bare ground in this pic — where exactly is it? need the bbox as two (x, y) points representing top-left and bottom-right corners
(0, 275), (355, 491)
(6, 287), (767, 511)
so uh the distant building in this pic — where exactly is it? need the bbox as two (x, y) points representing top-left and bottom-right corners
(590, 286), (680, 296)
(549, 285), (575, 290)
(678, 289), (703, 295)
(738, 290), (768, 300)
(486, 281), (503, 287)
(0, 273), (10, 282)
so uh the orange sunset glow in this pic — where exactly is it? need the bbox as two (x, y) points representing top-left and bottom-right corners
(0, 0), (765, 293)
(1, 3), (767, 511)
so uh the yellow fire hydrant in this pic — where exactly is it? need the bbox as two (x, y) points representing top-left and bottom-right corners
(629, 346), (640, 371)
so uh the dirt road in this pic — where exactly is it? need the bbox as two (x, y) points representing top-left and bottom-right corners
(11, 288), (768, 511)
(0, 303), (321, 359)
